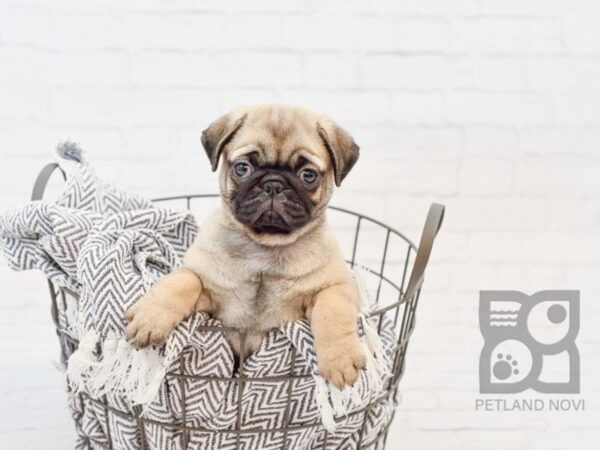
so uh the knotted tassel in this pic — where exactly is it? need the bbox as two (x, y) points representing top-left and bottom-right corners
(87, 337), (118, 399)
(132, 349), (166, 408)
(330, 385), (351, 417)
(314, 376), (337, 432)
(355, 265), (391, 383)
(362, 317), (390, 382)
(66, 330), (100, 393)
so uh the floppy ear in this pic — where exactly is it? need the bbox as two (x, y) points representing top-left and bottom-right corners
(201, 113), (247, 171)
(317, 122), (360, 186)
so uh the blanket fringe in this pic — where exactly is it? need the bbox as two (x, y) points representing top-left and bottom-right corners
(66, 330), (166, 409)
(314, 377), (337, 432)
(66, 330), (100, 393)
(313, 336), (387, 433)
(86, 337), (118, 398)
(355, 265), (391, 383)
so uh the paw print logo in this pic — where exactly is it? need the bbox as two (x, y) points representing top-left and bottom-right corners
(479, 291), (579, 394)
(493, 354), (519, 380)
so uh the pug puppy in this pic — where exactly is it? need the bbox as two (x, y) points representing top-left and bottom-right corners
(125, 104), (364, 388)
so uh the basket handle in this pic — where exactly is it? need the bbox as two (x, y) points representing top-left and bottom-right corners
(403, 203), (445, 301)
(31, 163), (66, 201)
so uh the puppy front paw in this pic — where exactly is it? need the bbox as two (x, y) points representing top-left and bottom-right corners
(317, 336), (366, 389)
(125, 294), (181, 348)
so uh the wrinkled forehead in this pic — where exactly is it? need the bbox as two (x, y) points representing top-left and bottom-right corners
(226, 110), (330, 170)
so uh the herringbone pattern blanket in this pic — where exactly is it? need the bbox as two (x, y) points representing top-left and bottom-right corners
(0, 144), (397, 450)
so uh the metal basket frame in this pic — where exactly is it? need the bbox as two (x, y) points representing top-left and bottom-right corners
(32, 163), (444, 450)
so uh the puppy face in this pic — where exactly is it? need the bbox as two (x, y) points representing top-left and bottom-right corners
(201, 104), (359, 246)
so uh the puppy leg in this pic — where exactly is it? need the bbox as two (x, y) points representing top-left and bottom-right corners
(125, 267), (210, 348)
(309, 283), (366, 389)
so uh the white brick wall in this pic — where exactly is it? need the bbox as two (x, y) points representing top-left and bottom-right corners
(1, 1), (599, 449)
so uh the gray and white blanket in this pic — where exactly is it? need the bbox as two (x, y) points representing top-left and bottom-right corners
(0, 144), (398, 450)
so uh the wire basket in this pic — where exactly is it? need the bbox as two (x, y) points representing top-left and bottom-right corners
(32, 163), (444, 450)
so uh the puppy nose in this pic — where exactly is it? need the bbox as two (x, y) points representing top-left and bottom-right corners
(261, 174), (285, 195)
(263, 180), (283, 195)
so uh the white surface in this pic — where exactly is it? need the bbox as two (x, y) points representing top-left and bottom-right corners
(1, 1), (600, 449)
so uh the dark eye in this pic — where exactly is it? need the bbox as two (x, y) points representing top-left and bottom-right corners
(233, 162), (252, 178)
(300, 168), (319, 184)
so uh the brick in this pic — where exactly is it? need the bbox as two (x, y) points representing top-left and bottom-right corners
(453, 18), (564, 55)
(566, 265), (600, 294)
(409, 353), (477, 374)
(472, 57), (529, 90)
(113, 0), (217, 12)
(446, 91), (555, 126)
(0, 126), (62, 158)
(358, 126), (462, 161)
(399, 389), (440, 410)
(520, 127), (600, 156)
(468, 231), (528, 263)
(351, 158), (459, 195)
(528, 57), (600, 91)
(565, 18), (600, 54)
(127, 13), (225, 50)
(515, 153), (600, 198)
(0, 8), (60, 48)
(534, 0), (600, 17)
(212, 51), (303, 88)
(283, 90), (391, 125)
(283, 14), (394, 51)
(362, 54), (472, 89)
(464, 127), (519, 157)
(393, 17), (451, 52)
(0, 86), (49, 121)
(224, 13), (282, 48)
(451, 262), (567, 291)
(479, 0), (539, 15)
(0, 47), (55, 86)
(409, 410), (548, 431)
(126, 126), (178, 159)
(528, 430), (600, 450)
(48, 88), (112, 126)
(109, 88), (222, 126)
(459, 157), (514, 196)
(304, 52), (360, 88)
(386, 430), (463, 449)
(555, 92), (600, 126)
(445, 198), (546, 232)
(544, 199), (600, 232)
(48, 51), (129, 88)
(221, 88), (278, 110)
(457, 430), (531, 449)
(225, 0), (306, 13)
(391, 91), (445, 125)
(95, 158), (176, 196)
(378, 0), (480, 15)
(130, 51), (189, 87)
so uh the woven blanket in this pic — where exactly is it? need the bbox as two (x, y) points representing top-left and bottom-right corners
(0, 144), (398, 450)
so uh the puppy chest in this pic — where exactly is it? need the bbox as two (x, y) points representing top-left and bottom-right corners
(212, 274), (308, 331)
(256, 276), (308, 323)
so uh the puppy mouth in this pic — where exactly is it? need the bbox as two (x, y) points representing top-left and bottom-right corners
(252, 210), (291, 234)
